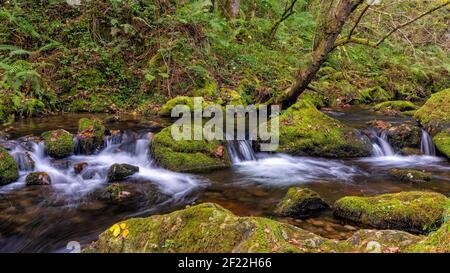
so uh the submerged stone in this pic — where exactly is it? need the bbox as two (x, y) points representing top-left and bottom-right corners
(277, 101), (371, 158)
(388, 168), (432, 183)
(150, 126), (231, 173)
(25, 172), (51, 186)
(0, 146), (19, 186)
(41, 129), (74, 158)
(334, 191), (448, 234)
(276, 187), (329, 218)
(107, 163), (139, 182)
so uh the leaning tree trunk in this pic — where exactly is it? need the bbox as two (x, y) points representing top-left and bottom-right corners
(216, 0), (241, 19)
(279, 0), (364, 109)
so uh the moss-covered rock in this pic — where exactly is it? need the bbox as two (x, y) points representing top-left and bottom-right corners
(358, 86), (395, 103)
(84, 203), (347, 253)
(406, 205), (450, 253)
(150, 126), (231, 173)
(158, 96), (214, 117)
(388, 168), (432, 183)
(374, 101), (418, 113)
(0, 146), (19, 186)
(77, 118), (105, 155)
(41, 129), (74, 158)
(346, 229), (421, 253)
(276, 188), (329, 218)
(385, 123), (421, 149)
(107, 164), (139, 182)
(25, 172), (51, 186)
(433, 129), (450, 159)
(334, 191), (448, 234)
(414, 89), (450, 132)
(277, 101), (371, 157)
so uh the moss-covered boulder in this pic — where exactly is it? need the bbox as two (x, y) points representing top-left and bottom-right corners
(386, 123), (421, 149)
(277, 101), (371, 157)
(0, 146), (19, 185)
(25, 172), (51, 186)
(433, 129), (450, 159)
(358, 86), (395, 103)
(334, 191), (448, 234)
(275, 188), (329, 218)
(374, 101), (418, 113)
(41, 129), (74, 158)
(406, 206), (450, 253)
(414, 89), (450, 132)
(77, 118), (105, 155)
(158, 96), (214, 117)
(346, 229), (421, 253)
(84, 203), (347, 253)
(388, 168), (431, 183)
(150, 126), (231, 173)
(107, 164), (139, 182)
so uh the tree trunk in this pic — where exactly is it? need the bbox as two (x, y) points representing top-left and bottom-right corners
(280, 0), (364, 109)
(216, 0), (240, 19)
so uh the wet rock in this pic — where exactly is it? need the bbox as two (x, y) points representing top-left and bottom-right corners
(0, 147), (19, 185)
(0, 140), (18, 151)
(276, 187), (329, 218)
(333, 191), (448, 234)
(105, 130), (122, 145)
(388, 168), (432, 183)
(83, 203), (344, 253)
(107, 163), (139, 182)
(51, 159), (71, 170)
(41, 129), (74, 158)
(276, 101), (372, 158)
(76, 118), (105, 155)
(25, 172), (51, 186)
(414, 88), (450, 133)
(13, 152), (35, 171)
(74, 162), (88, 174)
(400, 147), (422, 156)
(373, 100), (418, 113)
(386, 123), (421, 149)
(17, 135), (42, 151)
(367, 120), (392, 131)
(346, 229), (421, 253)
(433, 129), (450, 159)
(151, 126), (231, 173)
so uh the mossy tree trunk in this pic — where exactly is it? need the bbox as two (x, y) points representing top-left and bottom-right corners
(279, 0), (364, 109)
(213, 0), (241, 19)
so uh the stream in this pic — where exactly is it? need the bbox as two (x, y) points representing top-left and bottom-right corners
(0, 108), (449, 252)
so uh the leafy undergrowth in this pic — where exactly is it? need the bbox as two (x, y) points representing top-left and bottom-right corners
(0, 0), (448, 124)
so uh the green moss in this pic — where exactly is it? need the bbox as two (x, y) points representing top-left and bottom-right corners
(359, 86), (395, 103)
(406, 203), (450, 253)
(276, 101), (371, 157)
(388, 168), (432, 183)
(414, 89), (450, 131)
(275, 187), (329, 217)
(334, 191), (448, 234)
(159, 97), (214, 117)
(77, 118), (106, 155)
(373, 101), (418, 112)
(0, 147), (19, 186)
(151, 126), (231, 173)
(433, 130), (450, 159)
(41, 129), (74, 158)
(84, 203), (345, 253)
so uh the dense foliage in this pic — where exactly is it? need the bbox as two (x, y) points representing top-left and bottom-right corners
(0, 0), (448, 123)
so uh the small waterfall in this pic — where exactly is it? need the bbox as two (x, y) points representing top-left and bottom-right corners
(227, 140), (256, 164)
(420, 129), (435, 156)
(11, 145), (35, 171)
(369, 129), (395, 157)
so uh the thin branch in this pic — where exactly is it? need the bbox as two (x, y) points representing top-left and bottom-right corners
(375, 2), (449, 46)
(347, 4), (370, 40)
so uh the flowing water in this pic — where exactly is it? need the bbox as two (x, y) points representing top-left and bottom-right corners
(0, 110), (449, 252)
